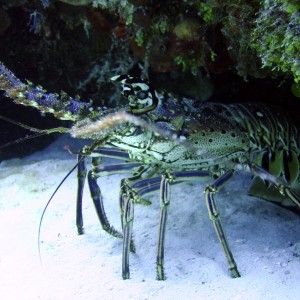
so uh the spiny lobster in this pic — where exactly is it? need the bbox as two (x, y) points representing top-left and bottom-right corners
(0, 61), (299, 280)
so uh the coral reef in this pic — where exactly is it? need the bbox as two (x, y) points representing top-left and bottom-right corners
(251, 1), (300, 82)
(54, 0), (299, 83)
(1, 0), (299, 89)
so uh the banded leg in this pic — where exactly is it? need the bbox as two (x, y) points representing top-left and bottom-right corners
(156, 173), (173, 280)
(88, 156), (124, 238)
(119, 167), (157, 279)
(76, 154), (87, 234)
(205, 170), (241, 278)
(134, 170), (210, 280)
(78, 146), (141, 237)
(119, 170), (211, 280)
(120, 193), (134, 279)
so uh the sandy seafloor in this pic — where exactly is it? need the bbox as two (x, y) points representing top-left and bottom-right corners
(0, 135), (300, 300)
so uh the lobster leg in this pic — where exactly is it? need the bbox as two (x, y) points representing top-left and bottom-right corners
(156, 173), (173, 280)
(87, 155), (140, 239)
(251, 164), (300, 208)
(119, 167), (158, 279)
(120, 170), (222, 280)
(156, 171), (211, 280)
(88, 160), (123, 238)
(205, 170), (241, 278)
(77, 145), (141, 238)
(76, 154), (87, 234)
(120, 193), (134, 279)
(119, 174), (172, 280)
(120, 175), (175, 280)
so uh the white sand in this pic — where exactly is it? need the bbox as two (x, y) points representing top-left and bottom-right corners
(0, 135), (300, 300)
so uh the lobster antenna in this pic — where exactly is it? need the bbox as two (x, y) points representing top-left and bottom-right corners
(0, 114), (69, 149)
(38, 157), (83, 264)
(0, 114), (45, 132)
(0, 132), (54, 150)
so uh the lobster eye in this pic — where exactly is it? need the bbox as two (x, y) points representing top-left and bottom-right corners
(136, 90), (148, 100)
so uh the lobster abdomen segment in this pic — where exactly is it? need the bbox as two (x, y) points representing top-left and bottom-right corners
(223, 102), (300, 186)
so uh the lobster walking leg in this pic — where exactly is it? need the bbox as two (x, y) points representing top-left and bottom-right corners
(120, 173), (174, 280)
(78, 146), (141, 238)
(76, 154), (87, 234)
(88, 157), (122, 238)
(119, 167), (157, 279)
(156, 173), (172, 280)
(205, 170), (241, 278)
(251, 164), (300, 208)
(155, 170), (212, 279)
(120, 193), (134, 279)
